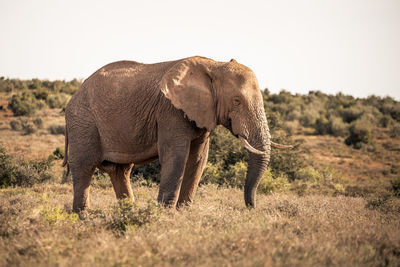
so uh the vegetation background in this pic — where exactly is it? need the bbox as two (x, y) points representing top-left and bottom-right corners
(0, 78), (399, 266)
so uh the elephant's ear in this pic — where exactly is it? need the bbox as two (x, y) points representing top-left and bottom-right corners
(160, 57), (216, 131)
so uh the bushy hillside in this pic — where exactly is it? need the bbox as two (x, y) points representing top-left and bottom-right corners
(0, 78), (399, 266)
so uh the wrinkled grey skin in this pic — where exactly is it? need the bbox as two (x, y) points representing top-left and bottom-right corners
(63, 56), (290, 212)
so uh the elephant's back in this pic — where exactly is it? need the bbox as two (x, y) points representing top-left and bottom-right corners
(94, 60), (145, 79)
(71, 60), (177, 159)
(84, 59), (177, 96)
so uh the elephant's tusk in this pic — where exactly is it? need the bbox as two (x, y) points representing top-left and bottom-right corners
(239, 136), (266, 155)
(271, 142), (293, 149)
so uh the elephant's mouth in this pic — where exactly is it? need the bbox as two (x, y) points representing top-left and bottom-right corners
(226, 119), (239, 138)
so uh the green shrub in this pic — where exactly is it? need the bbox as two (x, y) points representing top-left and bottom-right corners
(341, 105), (364, 123)
(378, 115), (394, 128)
(329, 116), (348, 137)
(32, 117), (43, 129)
(201, 161), (247, 188)
(0, 147), (18, 188)
(9, 118), (37, 135)
(9, 118), (26, 131)
(28, 79), (41, 90)
(268, 90), (293, 104)
(389, 124), (400, 138)
(208, 126), (247, 168)
(0, 146), (55, 188)
(315, 116), (330, 135)
(109, 198), (161, 234)
(380, 99), (400, 122)
(201, 162), (221, 185)
(46, 93), (70, 109)
(204, 131), (304, 187)
(8, 91), (44, 116)
(299, 109), (319, 127)
(223, 161), (247, 188)
(295, 166), (323, 183)
(22, 123), (37, 135)
(200, 126), (251, 188)
(258, 169), (290, 194)
(48, 124), (65, 135)
(39, 195), (78, 224)
(33, 89), (48, 100)
(131, 160), (161, 183)
(59, 79), (81, 95)
(0, 77), (15, 92)
(345, 119), (373, 148)
(40, 205), (78, 224)
(52, 147), (64, 160)
(16, 159), (55, 187)
(269, 136), (305, 181)
(390, 177), (400, 197)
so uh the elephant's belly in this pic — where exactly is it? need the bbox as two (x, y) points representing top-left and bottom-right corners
(102, 143), (158, 165)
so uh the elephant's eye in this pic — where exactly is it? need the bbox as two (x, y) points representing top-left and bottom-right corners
(233, 97), (241, 106)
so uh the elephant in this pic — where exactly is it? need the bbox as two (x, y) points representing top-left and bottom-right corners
(63, 56), (291, 212)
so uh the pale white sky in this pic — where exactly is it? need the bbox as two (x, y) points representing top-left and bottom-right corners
(1, 0), (399, 99)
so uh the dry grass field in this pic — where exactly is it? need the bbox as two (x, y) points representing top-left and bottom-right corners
(1, 184), (399, 266)
(1, 89), (400, 266)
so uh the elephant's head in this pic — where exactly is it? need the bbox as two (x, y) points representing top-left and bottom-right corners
(161, 56), (288, 207)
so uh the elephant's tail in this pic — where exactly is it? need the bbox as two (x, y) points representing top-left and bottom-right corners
(62, 126), (69, 167)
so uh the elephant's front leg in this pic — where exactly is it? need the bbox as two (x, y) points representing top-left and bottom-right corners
(178, 134), (210, 206)
(157, 138), (191, 207)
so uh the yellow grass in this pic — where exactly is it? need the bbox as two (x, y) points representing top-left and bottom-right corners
(1, 184), (399, 266)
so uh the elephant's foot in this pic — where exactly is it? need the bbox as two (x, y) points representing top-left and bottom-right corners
(73, 196), (90, 213)
(176, 199), (193, 209)
(157, 192), (179, 208)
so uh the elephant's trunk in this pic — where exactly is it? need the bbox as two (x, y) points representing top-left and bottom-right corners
(243, 122), (271, 208)
(244, 152), (270, 207)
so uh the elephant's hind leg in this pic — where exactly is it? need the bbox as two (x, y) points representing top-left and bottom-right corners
(70, 163), (96, 212)
(101, 162), (134, 199)
(178, 134), (210, 206)
(67, 112), (102, 213)
(69, 149), (101, 212)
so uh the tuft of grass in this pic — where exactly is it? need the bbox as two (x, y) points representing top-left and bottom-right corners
(32, 117), (43, 129)
(51, 147), (64, 160)
(108, 198), (161, 235)
(390, 177), (400, 197)
(39, 194), (78, 224)
(9, 118), (26, 131)
(9, 117), (41, 135)
(21, 123), (36, 135)
(365, 193), (400, 214)
(48, 124), (65, 135)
